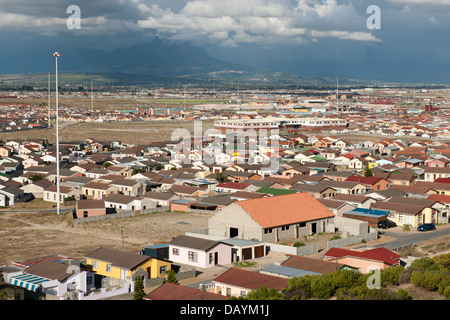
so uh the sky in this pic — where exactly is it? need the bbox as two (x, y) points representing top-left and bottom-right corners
(0, 0), (449, 83)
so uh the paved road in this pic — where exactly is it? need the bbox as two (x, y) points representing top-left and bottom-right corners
(374, 225), (450, 251)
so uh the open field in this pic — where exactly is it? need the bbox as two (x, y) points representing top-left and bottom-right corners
(0, 120), (216, 145)
(0, 210), (210, 266)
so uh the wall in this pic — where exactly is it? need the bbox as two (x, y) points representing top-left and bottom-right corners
(332, 216), (369, 236)
(208, 203), (263, 241)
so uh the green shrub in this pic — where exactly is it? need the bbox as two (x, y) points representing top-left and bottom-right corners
(293, 241), (305, 247)
(410, 257), (440, 272)
(381, 265), (404, 286)
(396, 288), (410, 300)
(443, 286), (450, 299)
(433, 253), (450, 273)
(285, 275), (313, 299)
(311, 274), (335, 299)
(411, 270), (444, 291)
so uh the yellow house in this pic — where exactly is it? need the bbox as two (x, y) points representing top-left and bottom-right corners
(372, 202), (437, 228)
(85, 246), (171, 282)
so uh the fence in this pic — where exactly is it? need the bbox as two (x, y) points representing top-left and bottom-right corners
(72, 206), (170, 226)
(326, 231), (378, 251)
(265, 242), (318, 256)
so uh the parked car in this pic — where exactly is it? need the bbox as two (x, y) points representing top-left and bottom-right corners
(417, 223), (436, 232)
(377, 220), (397, 229)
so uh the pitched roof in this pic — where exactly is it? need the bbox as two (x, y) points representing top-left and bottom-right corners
(85, 247), (149, 270)
(236, 192), (334, 228)
(144, 282), (227, 300)
(25, 260), (76, 282)
(169, 235), (230, 251)
(281, 255), (346, 273)
(76, 199), (105, 210)
(324, 247), (401, 266)
(345, 175), (386, 185)
(213, 268), (288, 291)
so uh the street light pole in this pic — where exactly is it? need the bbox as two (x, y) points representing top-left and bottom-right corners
(53, 52), (61, 215)
(48, 72), (51, 128)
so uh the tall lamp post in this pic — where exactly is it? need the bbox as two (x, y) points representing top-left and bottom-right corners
(53, 52), (61, 215)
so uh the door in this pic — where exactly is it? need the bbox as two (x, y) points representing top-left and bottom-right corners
(311, 222), (317, 234)
(214, 252), (218, 265)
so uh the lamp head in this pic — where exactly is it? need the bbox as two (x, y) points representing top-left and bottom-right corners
(52, 52), (61, 57)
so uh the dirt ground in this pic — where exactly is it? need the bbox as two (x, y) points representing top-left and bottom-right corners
(0, 210), (210, 266)
(0, 120), (216, 145)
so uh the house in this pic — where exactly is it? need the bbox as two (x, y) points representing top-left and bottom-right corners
(208, 192), (335, 242)
(188, 195), (236, 212)
(342, 208), (390, 227)
(109, 178), (143, 197)
(85, 246), (171, 287)
(323, 247), (401, 273)
(316, 180), (367, 195)
(144, 282), (227, 300)
(8, 260), (95, 300)
(424, 167), (450, 182)
(290, 184), (337, 199)
(168, 235), (233, 269)
(345, 175), (391, 191)
(168, 185), (208, 198)
(214, 181), (255, 193)
(43, 185), (81, 203)
(20, 179), (54, 198)
(317, 199), (356, 216)
(211, 268), (288, 298)
(75, 199), (106, 219)
(103, 193), (156, 211)
(0, 186), (24, 206)
(371, 201), (436, 228)
(141, 191), (179, 207)
(230, 191), (269, 201)
(260, 254), (351, 278)
(82, 181), (118, 200)
(332, 194), (377, 209)
(323, 171), (355, 182)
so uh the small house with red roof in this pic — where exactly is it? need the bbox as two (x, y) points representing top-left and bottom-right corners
(144, 282), (227, 300)
(211, 267), (289, 297)
(323, 247), (401, 273)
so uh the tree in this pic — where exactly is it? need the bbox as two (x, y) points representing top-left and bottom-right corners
(28, 174), (43, 182)
(363, 166), (373, 177)
(102, 162), (113, 169)
(164, 269), (179, 285)
(215, 172), (227, 183)
(133, 276), (146, 300)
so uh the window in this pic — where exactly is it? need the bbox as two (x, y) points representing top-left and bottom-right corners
(172, 248), (179, 255)
(159, 266), (167, 274)
(209, 253), (214, 264)
(188, 251), (198, 262)
(106, 264), (112, 272)
(281, 225), (290, 231)
(92, 261), (98, 269)
(264, 228), (272, 234)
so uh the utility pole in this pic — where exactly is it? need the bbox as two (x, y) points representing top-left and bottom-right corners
(53, 52), (61, 215)
(48, 72), (51, 128)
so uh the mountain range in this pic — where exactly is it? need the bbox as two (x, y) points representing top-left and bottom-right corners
(0, 38), (407, 87)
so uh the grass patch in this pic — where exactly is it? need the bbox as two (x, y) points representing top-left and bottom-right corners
(234, 261), (256, 268)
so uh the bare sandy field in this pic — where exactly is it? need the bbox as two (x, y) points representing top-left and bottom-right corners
(0, 120), (216, 145)
(0, 210), (210, 266)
